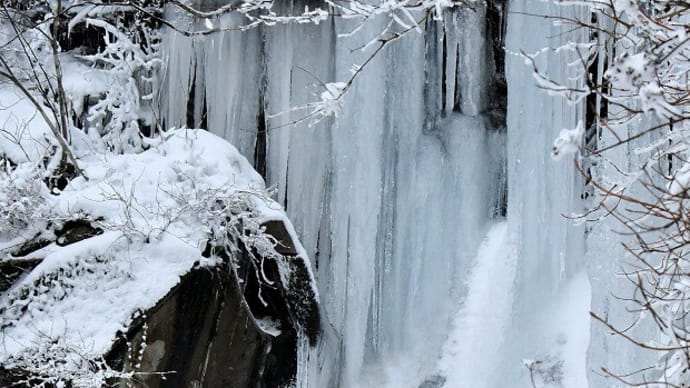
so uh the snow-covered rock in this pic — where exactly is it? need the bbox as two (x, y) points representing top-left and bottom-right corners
(0, 128), (320, 387)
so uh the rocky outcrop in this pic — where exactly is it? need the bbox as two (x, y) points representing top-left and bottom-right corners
(108, 263), (291, 388)
(1, 218), (320, 388)
(108, 219), (319, 388)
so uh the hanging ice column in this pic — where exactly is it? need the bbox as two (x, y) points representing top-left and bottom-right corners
(498, 0), (589, 387)
(157, 2), (507, 387)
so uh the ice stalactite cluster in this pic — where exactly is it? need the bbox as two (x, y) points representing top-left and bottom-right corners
(156, 0), (637, 387)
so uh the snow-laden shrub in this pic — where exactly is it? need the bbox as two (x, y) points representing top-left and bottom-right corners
(5, 335), (127, 388)
(0, 161), (51, 238)
(76, 15), (161, 154)
(2, 330), (162, 388)
(0, 10), (53, 85)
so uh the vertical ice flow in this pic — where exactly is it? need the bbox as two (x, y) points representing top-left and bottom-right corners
(153, 1), (631, 387)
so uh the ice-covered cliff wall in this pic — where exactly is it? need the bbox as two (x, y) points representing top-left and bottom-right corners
(158, 2), (508, 387)
(155, 1), (640, 387)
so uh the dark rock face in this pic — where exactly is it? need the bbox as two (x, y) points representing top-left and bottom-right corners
(262, 220), (321, 345)
(108, 264), (291, 388)
(55, 219), (103, 246)
(105, 219), (320, 388)
(0, 258), (42, 292)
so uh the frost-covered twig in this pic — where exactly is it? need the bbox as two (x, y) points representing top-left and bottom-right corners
(3, 329), (171, 388)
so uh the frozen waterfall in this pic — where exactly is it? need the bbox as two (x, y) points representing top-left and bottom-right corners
(155, 0), (639, 387)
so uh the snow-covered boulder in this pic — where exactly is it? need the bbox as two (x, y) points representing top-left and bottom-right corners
(0, 129), (320, 388)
